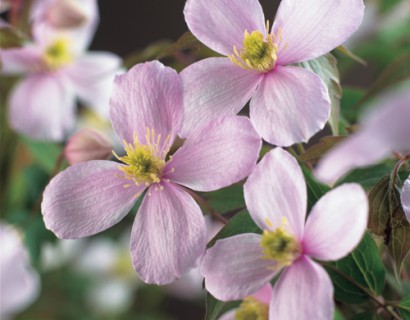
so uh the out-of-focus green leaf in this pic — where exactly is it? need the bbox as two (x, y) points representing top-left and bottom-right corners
(336, 45), (367, 65)
(340, 87), (366, 123)
(300, 136), (345, 165)
(296, 53), (342, 135)
(205, 293), (240, 320)
(399, 296), (410, 320)
(367, 173), (410, 278)
(334, 308), (346, 320)
(301, 165), (330, 212)
(351, 312), (383, 320)
(203, 184), (245, 214)
(20, 136), (63, 173)
(339, 163), (395, 190)
(325, 232), (386, 304)
(0, 25), (27, 49)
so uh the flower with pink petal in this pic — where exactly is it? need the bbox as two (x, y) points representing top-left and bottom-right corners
(181, 0), (364, 146)
(219, 284), (272, 320)
(41, 61), (262, 285)
(401, 176), (410, 223)
(0, 13), (121, 141)
(1, 222), (40, 320)
(201, 148), (368, 319)
(315, 89), (410, 186)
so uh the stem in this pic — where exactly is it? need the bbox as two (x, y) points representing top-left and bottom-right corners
(322, 263), (402, 320)
(296, 143), (305, 155)
(183, 188), (228, 225)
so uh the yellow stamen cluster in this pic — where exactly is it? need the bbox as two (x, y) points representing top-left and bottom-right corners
(43, 38), (73, 70)
(260, 226), (301, 266)
(235, 297), (268, 320)
(114, 128), (171, 188)
(230, 22), (286, 73)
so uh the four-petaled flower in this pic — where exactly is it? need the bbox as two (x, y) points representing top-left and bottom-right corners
(201, 148), (368, 319)
(181, 0), (364, 146)
(41, 61), (262, 284)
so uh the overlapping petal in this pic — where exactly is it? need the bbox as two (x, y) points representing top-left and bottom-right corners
(201, 234), (277, 301)
(167, 116), (261, 192)
(64, 51), (122, 118)
(244, 148), (307, 238)
(249, 66), (330, 146)
(303, 184), (368, 261)
(180, 57), (262, 137)
(110, 61), (182, 149)
(131, 183), (206, 285)
(251, 283), (273, 304)
(184, 0), (266, 56)
(42, 160), (141, 238)
(401, 176), (410, 222)
(273, 0), (364, 65)
(0, 47), (41, 74)
(269, 257), (334, 320)
(8, 74), (76, 141)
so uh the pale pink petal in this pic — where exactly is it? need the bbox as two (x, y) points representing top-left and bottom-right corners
(64, 51), (122, 118)
(303, 184), (368, 261)
(131, 183), (206, 285)
(401, 176), (410, 223)
(250, 65), (330, 146)
(269, 257), (334, 320)
(184, 0), (266, 56)
(42, 160), (142, 238)
(0, 46), (42, 74)
(9, 74), (76, 141)
(201, 234), (277, 301)
(110, 61), (182, 149)
(244, 148), (307, 238)
(273, 0), (364, 65)
(180, 57), (262, 137)
(167, 116), (261, 192)
(314, 132), (391, 186)
(219, 310), (236, 320)
(251, 283), (273, 304)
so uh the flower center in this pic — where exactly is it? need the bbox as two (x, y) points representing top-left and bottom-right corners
(235, 297), (268, 320)
(260, 226), (301, 266)
(43, 38), (73, 70)
(114, 128), (171, 188)
(230, 22), (286, 73)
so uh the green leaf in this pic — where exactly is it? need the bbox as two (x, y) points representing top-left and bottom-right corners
(300, 136), (345, 165)
(399, 296), (410, 320)
(208, 210), (260, 248)
(205, 293), (240, 320)
(0, 25), (28, 49)
(339, 163), (395, 190)
(301, 165), (330, 212)
(335, 45), (367, 65)
(296, 53), (342, 135)
(351, 312), (383, 320)
(367, 173), (410, 278)
(203, 184), (245, 214)
(340, 86), (366, 124)
(325, 232), (386, 304)
(334, 308), (346, 320)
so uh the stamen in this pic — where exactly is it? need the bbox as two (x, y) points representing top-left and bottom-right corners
(235, 297), (268, 320)
(43, 38), (73, 70)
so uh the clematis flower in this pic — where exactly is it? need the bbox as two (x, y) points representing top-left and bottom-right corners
(181, 0), (364, 146)
(219, 284), (272, 320)
(402, 177), (410, 222)
(0, 19), (121, 141)
(315, 89), (410, 186)
(1, 222), (40, 320)
(41, 61), (262, 284)
(201, 148), (368, 319)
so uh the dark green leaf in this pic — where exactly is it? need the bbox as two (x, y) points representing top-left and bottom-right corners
(300, 136), (345, 165)
(301, 165), (330, 212)
(351, 312), (383, 320)
(296, 54), (342, 135)
(203, 184), (245, 214)
(399, 296), (410, 320)
(340, 163), (395, 190)
(325, 232), (386, 304)
(205, 293), (240, 320)
(340, 86), (366, 123)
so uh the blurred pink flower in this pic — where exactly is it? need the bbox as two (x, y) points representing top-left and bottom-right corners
(219, 284), (272, 320)
(0, 14), (121, 141)
(181, 0), (364, 146)
(315, 89), (410, 186)
(401, 177), (410, 222)
(0, 222), (40, 319)
(41, 61), (262, 285)
(65, 128), (113, 165)
(201, 148), (368, 320)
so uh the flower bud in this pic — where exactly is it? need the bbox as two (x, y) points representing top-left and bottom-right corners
(45, 0), (88, 29)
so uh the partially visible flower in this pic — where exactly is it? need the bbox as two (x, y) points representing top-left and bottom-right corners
(41, 61), (262, 285)
(315, 89), (410, 186)
(181, 0), (364, 146)
(65, 128), (113, 165)
(201, 148), (368, 319)
(219, 284), (272, 320)
(0, 21), (121, 141)
(401, 177), (410, 222)
(0, 222), (40, 320)
(40, 238), (84, 271)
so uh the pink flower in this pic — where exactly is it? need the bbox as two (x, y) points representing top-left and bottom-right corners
(181, 0), (364, 146)
(0, 18), (121, 141)
(41, 61), (262, 285)
(201, 148), (368, 319)
(402, 177), (410, 222)
(219, 284), (272, 320)
(315, 89), (410, 186)
(1, 222), (40, 319)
